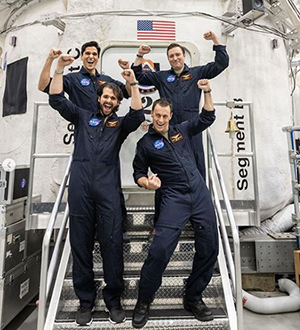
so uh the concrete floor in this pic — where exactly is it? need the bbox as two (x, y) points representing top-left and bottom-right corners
(4, 304), (300, 330)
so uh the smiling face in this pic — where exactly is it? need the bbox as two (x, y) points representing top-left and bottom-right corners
(167, 46), (185, 73)
(81, 46), (99, 75)
(98, 87), (120, 116)
(151, 104), (173, 133)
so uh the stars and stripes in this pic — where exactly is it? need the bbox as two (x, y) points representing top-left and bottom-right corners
(137, 20), (176, 41)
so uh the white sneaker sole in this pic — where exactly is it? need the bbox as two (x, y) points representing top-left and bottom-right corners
(104, 307), (126, 324)
(75, 318), (93, 326)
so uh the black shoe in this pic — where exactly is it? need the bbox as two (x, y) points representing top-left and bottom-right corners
(105, 304), (126, 324)
(183, 296), (214, 321)
(132, 299), (151, 328)
(75, 306), (93, 326)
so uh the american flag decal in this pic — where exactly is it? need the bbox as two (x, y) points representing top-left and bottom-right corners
(137, 20), (176, 41)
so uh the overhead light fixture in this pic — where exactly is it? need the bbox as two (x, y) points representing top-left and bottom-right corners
(40, 12), (65, 32)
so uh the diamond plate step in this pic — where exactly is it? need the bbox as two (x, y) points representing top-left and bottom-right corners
(66, 240), (197, 276)
(59, 276), (225, 311)
(54, 318), (229, 330)
(124, 209), (194, 235)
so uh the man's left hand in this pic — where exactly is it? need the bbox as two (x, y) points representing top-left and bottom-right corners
(121, 69), (137, 84)
(197, 79), (211, 92)
(118, 59), (130, 70)
(203, 30), (220, 45)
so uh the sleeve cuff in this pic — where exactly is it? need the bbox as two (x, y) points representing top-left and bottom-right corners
(213, 44), (226, 50)
(202, 108), (215, 115)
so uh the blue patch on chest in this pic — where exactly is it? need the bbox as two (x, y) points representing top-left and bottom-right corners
(80, 78), (91, 86)
(166, 75), (176, 83)
(88, 117), (101, 126)
(154, 139), (165, 150)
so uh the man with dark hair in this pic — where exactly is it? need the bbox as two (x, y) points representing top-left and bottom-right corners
(38, 40), (131, 110)
(48, 53), (144, 326)
(39, 41), (131, 240)
(132, 31), (228, 179)
(132, 79), (218, 329)
(166, 42), (186, 56)
(132, 30), (229, 230)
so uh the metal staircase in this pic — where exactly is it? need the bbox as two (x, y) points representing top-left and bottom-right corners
(26, 101), (244, 330)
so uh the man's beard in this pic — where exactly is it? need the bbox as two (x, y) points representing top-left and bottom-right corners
(98, 103), (119, 116)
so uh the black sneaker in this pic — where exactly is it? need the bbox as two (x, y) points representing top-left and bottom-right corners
(75, 306), (93, 326)
(132, 299), (151, 328)
(183, 296), (214, 321)
(105, 304), (126, 324)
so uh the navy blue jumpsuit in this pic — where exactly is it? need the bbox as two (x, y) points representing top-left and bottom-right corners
(132, 45), (229, 178)
(49, 92), (144, 309)
(44, 66), (130, 229)
(133, 108), (218, 302)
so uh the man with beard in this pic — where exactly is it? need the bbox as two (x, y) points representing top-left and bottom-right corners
(39, 41), (131, 242)
(49, 54), (144, 327)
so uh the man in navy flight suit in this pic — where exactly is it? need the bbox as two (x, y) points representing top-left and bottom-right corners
(38, 40), (131, 108)
(49, 53), (144, 326)
(132, 31), (228, 229)
(132, 79), (218, 328)
(38, 41), (131, 238)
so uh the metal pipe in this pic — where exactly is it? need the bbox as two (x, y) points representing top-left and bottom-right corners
(249, 103), (260, 225)
(25, 103), (38, 230)
(33, 153), (70, 159)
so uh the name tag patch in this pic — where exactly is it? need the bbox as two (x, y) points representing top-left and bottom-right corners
(170, 133), (184, 143)
(180, 73), (192, 81)
(154, 139), (165, 150)
(106, 120), (119, 128)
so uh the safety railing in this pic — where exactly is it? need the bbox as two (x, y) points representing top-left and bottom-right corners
(207, 128), (243, 330)
(25, 102), (72, 330)
(282, 125), (300, 249)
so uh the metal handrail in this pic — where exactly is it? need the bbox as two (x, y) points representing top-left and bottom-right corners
(25, 102), (73, 330)
(207, 128), (243, 330)
(26, 102), (70, 231)
(37, 155), (72, 330)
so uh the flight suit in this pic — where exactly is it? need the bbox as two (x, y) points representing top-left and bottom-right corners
(49, 92), (144, 309)
(44, 66), (130, 230)
(133, 108), (218, 302)
(132, 44), (229, 178)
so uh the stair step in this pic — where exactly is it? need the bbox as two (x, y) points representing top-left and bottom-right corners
(59, 276), (225, 311)
(56, 307), (227, 322)
(54, 316), (229, 330)
(66, 240), (198, 276)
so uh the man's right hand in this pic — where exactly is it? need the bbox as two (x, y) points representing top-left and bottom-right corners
(146, 174), (161, 190)
(48, 48), (62, 60)
(57, 54), (74, 68)
(137, 44), (151, 56)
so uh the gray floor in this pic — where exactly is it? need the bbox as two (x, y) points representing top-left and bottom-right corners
(6, 303), (300, 330)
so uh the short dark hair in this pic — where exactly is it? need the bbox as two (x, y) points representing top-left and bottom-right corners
(81, 41), (101, 56)
(152, 98), (173, 113)
(97, 83), (123, 103)
(167, 43), (185, 56)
